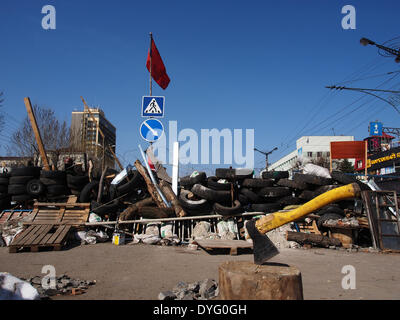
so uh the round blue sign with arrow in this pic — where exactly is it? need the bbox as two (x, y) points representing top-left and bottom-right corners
(140, 118), (164, 143)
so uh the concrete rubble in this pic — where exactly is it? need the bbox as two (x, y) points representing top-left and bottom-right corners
(21, 274), (96, 299)
(158, 279), (219, 300)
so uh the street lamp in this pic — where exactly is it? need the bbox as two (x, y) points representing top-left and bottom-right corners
(360, 37), (400, 63)
(254, 147), (278, 171)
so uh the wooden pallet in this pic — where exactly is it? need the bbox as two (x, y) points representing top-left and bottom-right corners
(9, 224), (72, 253)
(193, 239), (253, 255)
(0, 210), (33, 225)
(25, 202), (90, 226)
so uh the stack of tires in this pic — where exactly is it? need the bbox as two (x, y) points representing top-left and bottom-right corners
(8, 167), (41, 203)
(87, 170), (146, 220)
(40, 170), (68, 199)
(178, 169), (251, 217)
(0, 172), (11, 210)
(66, 174), (89, 197)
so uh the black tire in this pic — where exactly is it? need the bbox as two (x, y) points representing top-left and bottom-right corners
(79, 180), (100, 203)
(11, 167), (39, 177)
(180, 172), (207, 188)
(11, 194), (32, 202)
(251, 202), (282, 213)
(91, 199), (120, 216)
(293, 173), (333, 186)
(116, 171), (144, 195)
(241, 178), (274, 188)
(9, 176), (34, 185)
(215, 168), (253, 180)
(278, 196), (302, 206)
(239, 188), (266, 204)
(207, 176), (232, 191)
(258, 187), (291, 198)
(261, 171), (289, 180)
(276, 178), (308, 190)
(298, 190), (317, 201)
(70, 189), (81, 196)
(238, 194), (250, 206)
(40, 177), (66, 186)
(40, 170), (66, 180)
(184, 205), (214, 216)
(66, 175), (89, 188)
(191, 184), (231, 204)
(26, 179), (45, 196)
(317, 205), (345, 217)
(179, 190), (211, 211)
(0, 193), (10, 200)
(214, 200), (243, 216)
(8, 184), (27, 195)
(137, 206), (175, 219)
(0, 177), (9, 185)
(46, 184), (68, 196)
(317, 213), (343, 229)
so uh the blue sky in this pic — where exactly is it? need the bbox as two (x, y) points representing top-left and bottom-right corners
(1, 0), (399, 173)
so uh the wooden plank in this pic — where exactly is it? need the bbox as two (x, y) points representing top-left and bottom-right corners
(194, 239), (253, 249)
(47, 225), (67, 244)
(34, 203), (90, 208)
(24, 97), (50, 170)
(40, 233), (54, 245)
(57, 208), (66, 223)
(31, 225), (54, 245)
(10, 225), (37, 245)
(20, 225), (47, 245)
(53, 225), (72, 244)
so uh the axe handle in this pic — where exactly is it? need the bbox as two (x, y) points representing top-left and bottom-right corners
(255, 183), (360, 235)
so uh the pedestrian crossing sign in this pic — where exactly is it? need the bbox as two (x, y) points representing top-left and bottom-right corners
(142, 96), (165, 118)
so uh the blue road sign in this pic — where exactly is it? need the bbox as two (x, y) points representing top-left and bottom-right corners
(142, 96), (165, 118)
(370, 122), (383, 136)
(140, 118), (164, 143)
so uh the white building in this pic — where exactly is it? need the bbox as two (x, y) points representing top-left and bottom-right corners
(269, 136), (354, 173)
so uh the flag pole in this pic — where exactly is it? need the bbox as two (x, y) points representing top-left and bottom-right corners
(149, 32), (153, 96)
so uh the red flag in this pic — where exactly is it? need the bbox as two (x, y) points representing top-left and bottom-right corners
(146, 38), (170, 90)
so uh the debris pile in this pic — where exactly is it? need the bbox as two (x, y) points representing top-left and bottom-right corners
(22, 274), (96, 299)
(158, 279), (218, 300)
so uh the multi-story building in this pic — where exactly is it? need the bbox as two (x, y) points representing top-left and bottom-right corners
(269, 136), (354, 174)
(71, 107), (116, 170)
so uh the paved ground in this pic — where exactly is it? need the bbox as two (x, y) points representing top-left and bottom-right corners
(1, 243), (399, 300)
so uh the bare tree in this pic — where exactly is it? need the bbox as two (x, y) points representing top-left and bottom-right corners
(6, 105), (71, 162)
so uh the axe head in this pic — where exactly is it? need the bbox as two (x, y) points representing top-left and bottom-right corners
(246, 219), (279, 265)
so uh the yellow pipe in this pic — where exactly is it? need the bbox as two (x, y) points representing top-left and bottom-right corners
(255, 183), (361, 234)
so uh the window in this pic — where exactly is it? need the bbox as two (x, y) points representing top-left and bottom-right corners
(317, 152), (322, 158)
(307, 152), (313, 157)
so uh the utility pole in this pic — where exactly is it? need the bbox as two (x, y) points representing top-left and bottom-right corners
(254, 147), (278, 171)
(360, 37), (400, 63)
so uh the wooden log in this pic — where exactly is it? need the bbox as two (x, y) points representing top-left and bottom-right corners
(218, 261), (303, 300)
(134, 160), (167, 208)
(286, 231), (341, 247)
(159, 180), (186, 217)
(330, 228), (353, 248)
(119, 197), (154, 221)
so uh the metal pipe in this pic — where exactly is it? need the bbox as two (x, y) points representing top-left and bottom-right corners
(138, 144), (171, 207)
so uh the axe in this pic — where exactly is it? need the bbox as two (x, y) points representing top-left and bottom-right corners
(246, 183), (361, 265)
